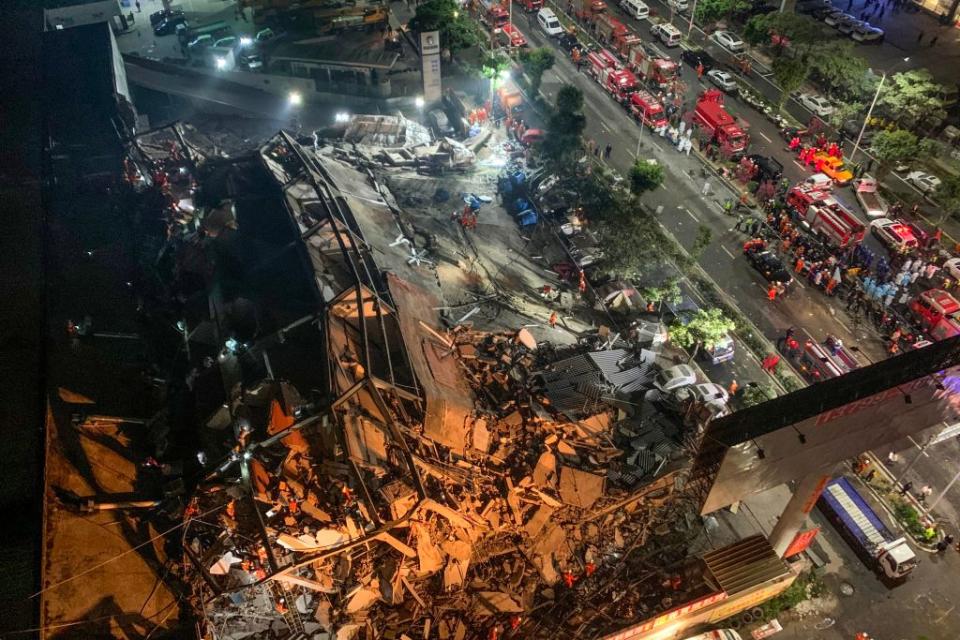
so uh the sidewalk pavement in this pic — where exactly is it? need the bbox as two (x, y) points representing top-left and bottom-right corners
(859, 451), (944, 550)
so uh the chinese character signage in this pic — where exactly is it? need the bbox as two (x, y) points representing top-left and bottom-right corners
(420, 31), (442, 103)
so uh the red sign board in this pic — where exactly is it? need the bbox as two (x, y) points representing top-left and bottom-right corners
(784, 527), (820, 558)
(801, 476), (830, 514)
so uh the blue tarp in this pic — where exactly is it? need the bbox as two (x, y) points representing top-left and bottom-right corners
(819, 477), (892, 546)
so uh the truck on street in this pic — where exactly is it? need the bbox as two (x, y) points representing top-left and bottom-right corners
(479, 0), (510, 29)
(626, 44), (677, 88)
(693, 89), (748, 156)
(817, 477), (918, 581)
(786, 184), (865, 249)
(628, 90), (668, 129)
(853, 176), (888, 219)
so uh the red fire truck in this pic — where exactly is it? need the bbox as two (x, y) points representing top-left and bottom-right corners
(595, 13), (627, 44)
(792, 335), (859, 383)
(693, 89), (748, 156)
(786, 184), (865, 249)
(585, 49), (636, 101)
(626, 44), (678, 88)
(571, 0), (607, 20)
(478, 0), (509, 29)
(910, 289), (960, 341)
(628, 90), (668, 129)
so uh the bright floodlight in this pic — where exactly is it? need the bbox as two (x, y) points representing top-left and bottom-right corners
(415, 96), (425, 109)
(499, 69), (511, 81)
(288, 91), (303, 106)
(215, 57), (227, 70)
(335, 111), (350, 123)
(239, 36), (253, 47)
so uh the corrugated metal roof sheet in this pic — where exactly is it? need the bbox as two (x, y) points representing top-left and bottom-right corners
(702, 535), (790, 596)
(587, 349), (630, 375)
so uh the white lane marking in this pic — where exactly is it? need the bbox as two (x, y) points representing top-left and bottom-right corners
(722, 246), (735, 259)
(835, 317), (851, 332)
(682, 207), (698, 222)
(793, 161), (805, 170)
(757, 130), (772, 143)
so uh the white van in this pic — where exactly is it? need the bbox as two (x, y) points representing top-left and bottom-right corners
(621, 0), (650, 19)
(537, 8), (564, 37)
(652, 22), (682, 47)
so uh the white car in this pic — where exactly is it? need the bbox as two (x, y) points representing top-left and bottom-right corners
(536, 8), (564, 37)
(668, 382), (731, 416)
(797, 93), (834, 117)
(707, 69), (737, 92)
(213, 36), (237, 49)
(653, 364), (697, 392)
(668, 0), (690, 11)
(711, 30), (745, 53)
(943, 257), (960, 280)
(906, 171), (942, 193)
(823, 10), (849, 26)
(651, 22), (682, 47)
(852, 24), (884, 42)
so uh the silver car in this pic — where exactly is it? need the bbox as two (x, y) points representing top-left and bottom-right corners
(707, 69), (738, 92)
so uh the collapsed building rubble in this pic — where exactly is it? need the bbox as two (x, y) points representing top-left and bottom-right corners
(120, 125), (791, 640)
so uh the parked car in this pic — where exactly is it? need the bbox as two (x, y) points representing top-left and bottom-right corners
(187, 34), (214, 52)
(745, 249), (793, 286)
(154, 15), (187, 36)
(852, 24), (884, 42)
(944, 257), (960, 280)
(836, 15), (864, 34)
(797, 92), (834, 117)
(666, 383), (731, 415)
(812, 5), (841, 19)
(812, 152), (853, 185)
(711, 30), (745, 52)
(668, 0), (690, 11)
(842, 119), (874, 146)
(621, 0), (650, 20)
(654, 364), (697, 392)
(255, 27), (276, 43)
(707, 69), (738, 92)
(150, 8), (184, 26)
(558, 32), (581, 52)
(213, 36), (237, 49)
(681, 48), (716, 71)
(747, 154), (784, 183)
(537, 8), (564, 37)
(823, 10), (850, 26)
(906, 171), (942, 193)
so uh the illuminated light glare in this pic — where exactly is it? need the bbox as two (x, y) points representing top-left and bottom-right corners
(288, 91), (303, 106)
(239, 36), (253, 47)
(215, 57), (227, 70)
(415, 96), (425, 109)
(499, 69), (511, 81)
(335, 111), (351, 123)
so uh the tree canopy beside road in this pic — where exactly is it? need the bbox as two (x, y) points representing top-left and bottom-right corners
(409, 0), (481, 55)
(935, 175), (960, 224)
(668, 308), (736, 360)
(869, 130), (919, 178)
(808, 42), (873, 102)
(744, 13), (823, 54)
(629, 159), (665, 196)
(541, 85), (586, 172)
(879, 70), (947, 133)
(772, 55), (810, 108)
(695, 0), (750, 25)
(520, 47), (555, 96)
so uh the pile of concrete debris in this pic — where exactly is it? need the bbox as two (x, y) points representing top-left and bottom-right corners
(184, 325), (693, 640)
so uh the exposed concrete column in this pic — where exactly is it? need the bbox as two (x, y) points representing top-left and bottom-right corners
(768, 472), (830, 557)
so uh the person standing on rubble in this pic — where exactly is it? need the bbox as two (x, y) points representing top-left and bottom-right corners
(549, 310), (559, 329)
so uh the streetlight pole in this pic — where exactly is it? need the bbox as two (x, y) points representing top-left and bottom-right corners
(635, 115), (645, 157)
(929, 465), (960, 511)
(850, 57), (909, 165)
(687, 0), (698, 38)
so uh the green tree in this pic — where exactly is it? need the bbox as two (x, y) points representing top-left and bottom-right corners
(541, 85), (586, 173)
(935, 174), (960, 224)
(629, 160), (665, 196)
(690, 225), (712, 261)
(809, 42), (872, 101)
(772, 55), (810, 108)
(826, 100), (866, 129)
(695, 0), (750, 24)
(739, 382), (777, 408)
(668, 308), (736, 360)
(879, 70), (947, 132)
(869, 129), (918, 179)
(641, 280), (682, 306)
(745, 13), (822, 53)
(409, 0), (481, 55)
(520, 47), (555, 96)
